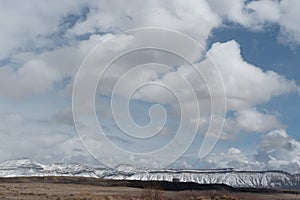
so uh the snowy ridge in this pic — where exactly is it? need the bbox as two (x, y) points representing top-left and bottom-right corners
(0, 158), (299, 189)
(109, 170), (297, 189)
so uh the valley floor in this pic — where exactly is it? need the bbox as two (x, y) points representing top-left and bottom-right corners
(0, 177), (299, 200)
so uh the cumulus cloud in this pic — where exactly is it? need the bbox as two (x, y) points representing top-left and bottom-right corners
(202, 147), (259, 170)
(208, 0), (300, 45)
(0, 110), (98, 164)
(0, 33), (112, 100)
(188, 40), (298, 139)
(0, 59), (60, 99)
(0, 0), (85, 59)
(278, 0), (300, 46)
(205, 40), (299, 110)
(254, 129), (300, 173)
(68, 0), (221, 47)
(0, 112), (66, 161)
(208, 0), (281, 30)
(225, 108), (282, 134)
(200, 129), (300, 173)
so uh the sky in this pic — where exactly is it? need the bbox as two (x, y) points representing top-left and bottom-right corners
(0, 0), (300, 173)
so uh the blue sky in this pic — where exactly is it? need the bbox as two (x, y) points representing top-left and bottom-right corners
(0, 0), (300, 172)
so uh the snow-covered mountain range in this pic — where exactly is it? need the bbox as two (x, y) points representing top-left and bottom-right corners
(0, 158), (299, 189)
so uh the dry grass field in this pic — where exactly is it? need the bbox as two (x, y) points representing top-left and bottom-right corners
(0, 177), (299, 200)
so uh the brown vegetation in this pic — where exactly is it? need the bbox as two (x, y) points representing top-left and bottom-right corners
(0, 177), (299, 199)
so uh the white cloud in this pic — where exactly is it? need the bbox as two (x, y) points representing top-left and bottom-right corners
(225, 108), (282, 133)
(278, 0), (300, 46)
(202, 147), (259, 170)
(200, 129), (300, 173)
(254, 129), (300, 173)
(246, 0), (281, 24)
(0, 0), (86, 59)
(0, 59), (60, 99)
(208, 0), (300, 45)
(208, 0), (280, 30)
(227, 147), (241, 154)
(0, 33), (114, 100)
(68, 0), (221, 47)
(0, 113), (65, 161)
(0, 110), (96, 164)
(195, 40), (298, 140)
(205, 40), (299, 110)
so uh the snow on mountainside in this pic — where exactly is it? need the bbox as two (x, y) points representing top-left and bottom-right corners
(0, 158), (43, 177)
(0, 158), (299, 189)
(108, 170), (297, 189)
